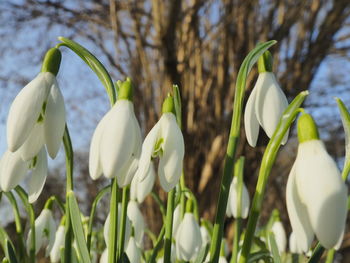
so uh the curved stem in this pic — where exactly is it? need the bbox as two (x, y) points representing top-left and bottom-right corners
(148, 226), (166, 263)
(15, 186), (36, 263)
(4, 192), (26, 262)
(209, 40), (277, 263)
(239, 92), (308, 263)
(87, 186), (111, 251)
(63, 125), (74, 263)
(163, 189), (175, 263)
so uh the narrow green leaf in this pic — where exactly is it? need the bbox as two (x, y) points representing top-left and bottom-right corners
(68, 191), (92, 263)
(5, 240), (18, 263)
(58, 37), (116, 105)
(247, 251), (272, 263)
(268, 233), (281, 263)
(335, 97), (350, 180)
(0, 228), (11, 259)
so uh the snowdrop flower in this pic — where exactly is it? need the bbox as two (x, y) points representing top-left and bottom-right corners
(0, 147), (48, 203)
(7, 48), (65, 160)
(50, 224), (65, 262)
(226, 176), (250, 218)
(130, 163), (155, 203)
(244, 51), (288, 147)
(172, 205), (181, 237)
(125, 237), (142, 263)
(135, 94), (184, 192)
(103, 204), (131, 247)
(89, 78), (142, 187)
(27, 208), (56, 255)
(200, 226), (211, 248)
(286, 113), (348, 252)
(270, 221), (287, 253)
(127, 200), (145, 247)
(289, 232), (302, 254)
(175, 213), (202, 261)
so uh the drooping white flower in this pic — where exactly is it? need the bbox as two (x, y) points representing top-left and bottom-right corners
(89, 79), (141, 187)
(125, 237), (141, 263)
(172, 205), (181, 237)
(27, 209), (56, 255)
(200, 226), (211, 248)
(270, 221), (287, 253)
(127, 201), (145, 247)
(130, 163), (155, 203)
(244, 52), (288, 147)
(7, 63), (65, 160)
(286, 113), (348, 252)
(175, 213), (202, 261)
(226, 176), (250, 219)
(289, 232), (302, 254)
(103, 204), (131, 247)
(135, 95), (184, 192)
(0, 147), (48, 203)
(49, 225), (65, 263)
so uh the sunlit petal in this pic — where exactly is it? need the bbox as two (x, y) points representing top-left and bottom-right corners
(28, 147), (48, 203)
(244, 86), (260, 147)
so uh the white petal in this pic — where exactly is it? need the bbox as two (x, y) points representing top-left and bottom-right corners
(271, 221), (287, 253)
(44, 81), (66, 159)
(0, 150), (28, 191)
(158, 114), (184, 192)
(135, 121), (161, 182)
(28, 147), (48, 203)
(175, 213), (202, 261)
(254, 72), (289, 139)
(100, 249), (108, 263)
(226, 187), (233, 217)
(126, 237), (141, 263)
(18, 122), (45, 161)
(50, 225), (65, 263)
(46, 212), (57, 256)
(89, 110), (113, 180)
(172, 205), (181, 237)
(200, 226), (211, 247)
(229, 177), (250, 219)
(131, 164), (156, 203)
(100, 100), (136, 178)
(289, 232), (302, 254)
(7, 73), (52, 151)
(127, 201), (145, 247)
(286, 163), (314, 252)
(244, 86), (260, 147)
(295, 140), (348, 249)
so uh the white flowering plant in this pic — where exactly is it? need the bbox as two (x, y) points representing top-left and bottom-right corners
(0, 37), (348, 263)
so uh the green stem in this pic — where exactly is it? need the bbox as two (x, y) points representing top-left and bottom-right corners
(4, 192), (26, 262)
(180, 174), (186, 219)
(209, 40), (277, 263)
(231, 219), (242, 263)
(238, 92), (308, 263)
(63, 125), (74, 263)
(108, 179), (120, 263)
(325, 249), (335, 263)
(87, 186), (110, 252)
(117, 187), (129, 260)
(230, 157), (245, 263)
(164, 189), (176, 263)
(148, 226), (166, 263)
(151, 191), (166, 221)
(14, 187), (35, 263)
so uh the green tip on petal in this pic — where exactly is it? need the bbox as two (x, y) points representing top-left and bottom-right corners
(118, 78), (133, 101)
(297, 113), (320, 143)
(161, 94), (176, 115)
(41, 47), (62, 76)
(258, 50), (273, 73)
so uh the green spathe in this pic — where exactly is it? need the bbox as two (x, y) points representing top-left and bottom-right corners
(257, 50), (273, 73)
(297, 113), (320, 143)
(41, 48), (62, 76)
(118, 78), (133, 101)
(162, 94), (176, 115)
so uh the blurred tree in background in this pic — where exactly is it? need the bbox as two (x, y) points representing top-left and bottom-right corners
(1, 0), (350, 260)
